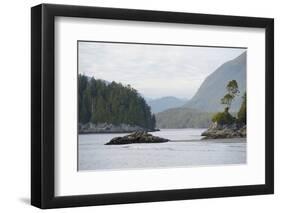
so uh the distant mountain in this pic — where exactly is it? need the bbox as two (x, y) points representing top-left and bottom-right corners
(147, 96), (188, 113)
(156, 107), (213, 128)
(184, 52), (246, 112)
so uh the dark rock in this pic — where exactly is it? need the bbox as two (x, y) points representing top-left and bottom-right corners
(105, 131), (170, 145)
(201, 122), (246, 139)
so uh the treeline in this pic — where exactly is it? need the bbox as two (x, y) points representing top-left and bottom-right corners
(79, 74), (156, 130)
(237, 93), (246, 124)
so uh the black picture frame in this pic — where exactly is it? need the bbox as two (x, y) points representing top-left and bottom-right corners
(31, 3), (274, 209)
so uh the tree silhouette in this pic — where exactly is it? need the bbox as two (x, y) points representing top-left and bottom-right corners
(220, 80), (240, 112)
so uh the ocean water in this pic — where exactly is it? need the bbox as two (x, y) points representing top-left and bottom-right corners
(78, 129), (246, 171)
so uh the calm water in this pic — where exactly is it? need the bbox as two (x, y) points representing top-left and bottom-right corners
(78, 129), (246, 171)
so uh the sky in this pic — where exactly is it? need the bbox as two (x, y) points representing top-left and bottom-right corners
(78, 41), (246, 99)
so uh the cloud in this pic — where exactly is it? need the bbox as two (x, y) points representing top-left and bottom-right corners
(79, 42), (245, 99)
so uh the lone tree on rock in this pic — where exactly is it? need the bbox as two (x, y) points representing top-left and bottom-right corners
(212, 80), (240, 125)
(220, 80), (240, 112)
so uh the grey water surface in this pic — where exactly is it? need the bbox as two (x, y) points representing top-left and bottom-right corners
(78, 129), (246, 171)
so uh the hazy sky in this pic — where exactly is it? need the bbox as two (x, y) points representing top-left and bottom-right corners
(78, 41), (246, 99)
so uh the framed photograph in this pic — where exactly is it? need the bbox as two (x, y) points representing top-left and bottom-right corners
(31, 4), (274, 209)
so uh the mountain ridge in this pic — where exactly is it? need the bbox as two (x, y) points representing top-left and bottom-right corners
(183, 51), (246, 112)
(156, 52), (247, 128)
(147, 96), (187, 113)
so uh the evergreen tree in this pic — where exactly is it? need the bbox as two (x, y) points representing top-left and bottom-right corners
(212, 80), (247, 126)
(220, 80), (240, 112)
(237, 92), (246, 124)
(213, 80), (239, 125)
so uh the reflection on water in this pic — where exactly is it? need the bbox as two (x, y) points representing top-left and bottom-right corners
(78, 129), (246, 171)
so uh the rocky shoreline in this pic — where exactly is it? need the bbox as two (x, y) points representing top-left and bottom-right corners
(105, 131), (169, 145)
(79, 123), (158, 134)
(201, 122), (246, 139)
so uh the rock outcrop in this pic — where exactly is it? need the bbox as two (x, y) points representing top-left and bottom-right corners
(105, 131), (169, 145)
(201, 122), (246, 139)
(79, 123), (157, 134)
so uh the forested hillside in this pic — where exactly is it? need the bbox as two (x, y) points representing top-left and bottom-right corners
(79, 74), (156, 130)
(156, 108), (213, 128)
